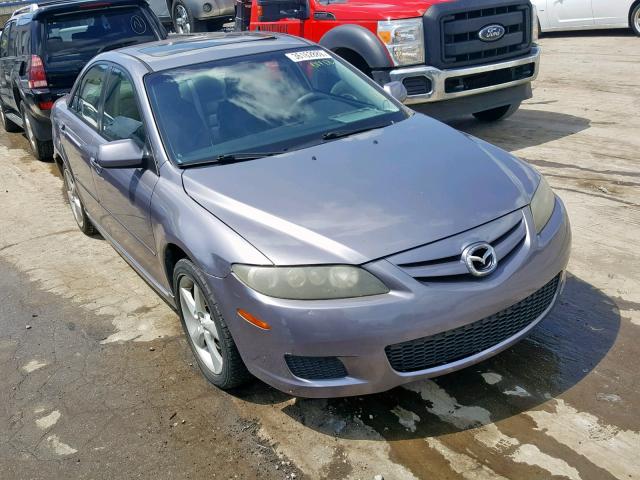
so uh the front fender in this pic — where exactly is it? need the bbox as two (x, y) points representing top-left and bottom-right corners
(319, 24), (393, 70)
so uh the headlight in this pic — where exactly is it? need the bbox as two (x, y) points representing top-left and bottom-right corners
(530, 175), (556, 234)
(531, 5), (539, 42)
(232, 265), (389, 300)
(377, 18), (425, 67)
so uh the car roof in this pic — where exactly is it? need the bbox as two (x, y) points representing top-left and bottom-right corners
(7, 0), (150, 22)
(113, 32), (314, 73)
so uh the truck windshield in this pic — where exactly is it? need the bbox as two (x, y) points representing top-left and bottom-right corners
(145, 48), (408, 166)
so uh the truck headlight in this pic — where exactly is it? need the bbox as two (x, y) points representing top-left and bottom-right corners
(377, 18), (425, 67)
(531, 5), (539, 42)
(530, 176), (556, 234)
(232, 265), (389, 300)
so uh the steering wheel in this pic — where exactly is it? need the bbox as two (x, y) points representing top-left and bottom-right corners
(294, 92), (325, 107)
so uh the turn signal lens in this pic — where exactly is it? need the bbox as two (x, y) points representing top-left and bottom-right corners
(237, 309), (271, 330)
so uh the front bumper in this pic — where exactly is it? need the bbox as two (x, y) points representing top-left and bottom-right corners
(207, 197), (570, 398)
(389, 46), (541, 106)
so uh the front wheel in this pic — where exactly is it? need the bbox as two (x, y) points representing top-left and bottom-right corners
(631, 4), (640, 36)
(173, 259), (252, 390)
(473, 103), (520, 122)
(21, 104), (53, 161)
(172, 0), (206, 34)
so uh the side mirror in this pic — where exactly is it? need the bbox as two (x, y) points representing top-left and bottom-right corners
(96, 139), (145, 169)
(384, 81), (408, 103)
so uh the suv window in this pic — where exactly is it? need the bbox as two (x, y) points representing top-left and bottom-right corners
(0, 22), (12, 57)
(6, 21), (17, 56)
(43, 9), (157, 69)
(101, 67), (145, 145)
(72, 64), (108, 129)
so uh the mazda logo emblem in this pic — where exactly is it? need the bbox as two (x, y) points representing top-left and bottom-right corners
(478, 24), (506, 42)
(462, 242), (498, 277)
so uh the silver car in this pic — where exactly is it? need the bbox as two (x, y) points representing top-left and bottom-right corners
(51, 33), (571, 398)
(147, 0), (234, 33)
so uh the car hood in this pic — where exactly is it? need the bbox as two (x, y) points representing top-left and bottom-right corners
(321, 0), (453, 21)
(182, 114), (540, 266)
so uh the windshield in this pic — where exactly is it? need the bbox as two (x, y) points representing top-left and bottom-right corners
(44, 9), (157, 68)
(144, 48), (407, 166)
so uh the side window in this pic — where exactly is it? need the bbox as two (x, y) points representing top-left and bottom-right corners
(72, 64), (107, 129)
(7, 21), (18, 56)
(101, 67), (145, 145)
(0, 22), (14, 57)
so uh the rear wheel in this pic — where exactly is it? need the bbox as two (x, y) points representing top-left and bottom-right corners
(631, 4), (640, 36)
(20, 104), (53, 161)
(174, 259), (252, 390)
(0, 103), (20, 133)
(62, 163), (96, 236)
(473, 103), (520, 122)
(172, 0), (206, 34)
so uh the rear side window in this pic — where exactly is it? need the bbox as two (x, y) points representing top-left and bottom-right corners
(101, 67), (145, 145)
(0, 23), (11, 57)
(43, 8), (157, 68)
(72, 63), (108, 129)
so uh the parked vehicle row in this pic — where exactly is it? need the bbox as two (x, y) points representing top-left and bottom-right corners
(0, 0), (571, 398)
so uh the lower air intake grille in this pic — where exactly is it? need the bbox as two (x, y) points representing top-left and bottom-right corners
(285, 355), (347, 380)
(385, 275), (561, 373)
(402, 76), (432, 96)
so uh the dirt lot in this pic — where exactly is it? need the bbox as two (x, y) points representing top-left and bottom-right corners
(1, 32), (639, 480)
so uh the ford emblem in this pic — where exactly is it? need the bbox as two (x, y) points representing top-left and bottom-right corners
(478, 24), (506, 42)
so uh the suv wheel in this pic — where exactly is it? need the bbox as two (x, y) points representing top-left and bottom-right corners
(0, 104), (21, 133)
(631, 3), (640, 36)
(473, 103), (520, 122)
(20, 104), (53, 161)
(62, 163), (96, 235)
(172, 0), (205, 34)
(173, 259), (252, 390)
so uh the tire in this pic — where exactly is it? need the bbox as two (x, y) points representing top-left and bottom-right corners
(172, 0), (206, 34)
(20, 104), (53, 161)
(631, 3), (640, 36)
(473, 103), (520, 122)
(173, 259), (252, 390)
(62, 162), (96, 236)
(0, 103), (20, 133)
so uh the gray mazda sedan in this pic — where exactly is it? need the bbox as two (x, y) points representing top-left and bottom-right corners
(51, 33), (571, 398)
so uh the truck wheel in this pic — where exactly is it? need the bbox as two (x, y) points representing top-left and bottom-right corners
(0, 103), (20, 133)
(172, 0), (206, 34)
(631, 3), (640, 36)
(473, 103), (520, 122)
(21, 104), (53, 161)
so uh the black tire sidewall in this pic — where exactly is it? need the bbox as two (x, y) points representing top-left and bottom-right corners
(173, 258), (248, 389)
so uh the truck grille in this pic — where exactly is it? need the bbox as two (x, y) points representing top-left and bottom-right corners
(440, 4), (531, 68)
(385, 275), (560, 373)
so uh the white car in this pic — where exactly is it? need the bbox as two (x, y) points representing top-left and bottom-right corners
(533, 0), (640, 36)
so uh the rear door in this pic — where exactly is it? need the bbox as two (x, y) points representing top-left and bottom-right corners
(92, 65), (158, 260)
(591, 0), (630, 27)
(547, 0), (594, 29)
(60, 63), (108, 214)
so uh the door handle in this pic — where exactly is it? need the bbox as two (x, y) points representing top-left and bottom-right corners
(60, 124), (66, 131)
(90, 157), (103, 175)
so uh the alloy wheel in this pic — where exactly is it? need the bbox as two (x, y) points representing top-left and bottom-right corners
(63, 168), (85, 229)
(634, 8), (640, 33)
(175, 5), (191, 34)
(178, 275), (223, 374)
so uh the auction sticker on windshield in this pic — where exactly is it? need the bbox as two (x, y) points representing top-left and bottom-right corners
(285, 50), (332, 62)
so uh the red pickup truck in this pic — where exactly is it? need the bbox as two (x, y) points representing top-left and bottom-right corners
(236, 0), (540, 121)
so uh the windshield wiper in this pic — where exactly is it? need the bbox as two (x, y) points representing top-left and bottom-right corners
(322, 122), (393, 141)
(181, 151), (285, 168)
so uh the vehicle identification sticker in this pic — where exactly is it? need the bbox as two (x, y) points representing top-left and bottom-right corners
(285, 50), (332, 62)
(131, 15), (147, 35)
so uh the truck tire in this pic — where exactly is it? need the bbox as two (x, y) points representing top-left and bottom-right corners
(0, 103), (20, 133)
(21, 104), (53, 161)
(631, 3), (640, 36)
(473, 103), (520, 122)
(172, 0), (206, 34)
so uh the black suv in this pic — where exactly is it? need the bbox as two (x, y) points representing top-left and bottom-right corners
(0, 0), (166, 160)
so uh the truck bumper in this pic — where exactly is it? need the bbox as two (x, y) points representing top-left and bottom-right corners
(383, 46), (541, 119)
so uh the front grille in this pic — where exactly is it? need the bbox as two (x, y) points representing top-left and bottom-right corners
(385, 275), (561, 373)
(285, 355), (347, 380)
(441, 4), (531, 68)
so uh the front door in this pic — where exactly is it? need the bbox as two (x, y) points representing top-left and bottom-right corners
(548, 0), (594, 29)
(92, 66), (158, 262)
(591, 0), (629, 26)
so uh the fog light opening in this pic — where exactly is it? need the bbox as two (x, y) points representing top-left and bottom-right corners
(237, 308), (271, 330)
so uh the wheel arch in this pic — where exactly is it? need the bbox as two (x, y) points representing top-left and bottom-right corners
(164, 242), (191, 291)
(630, 0), (640, 26)
(319, 24), (393, 72)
